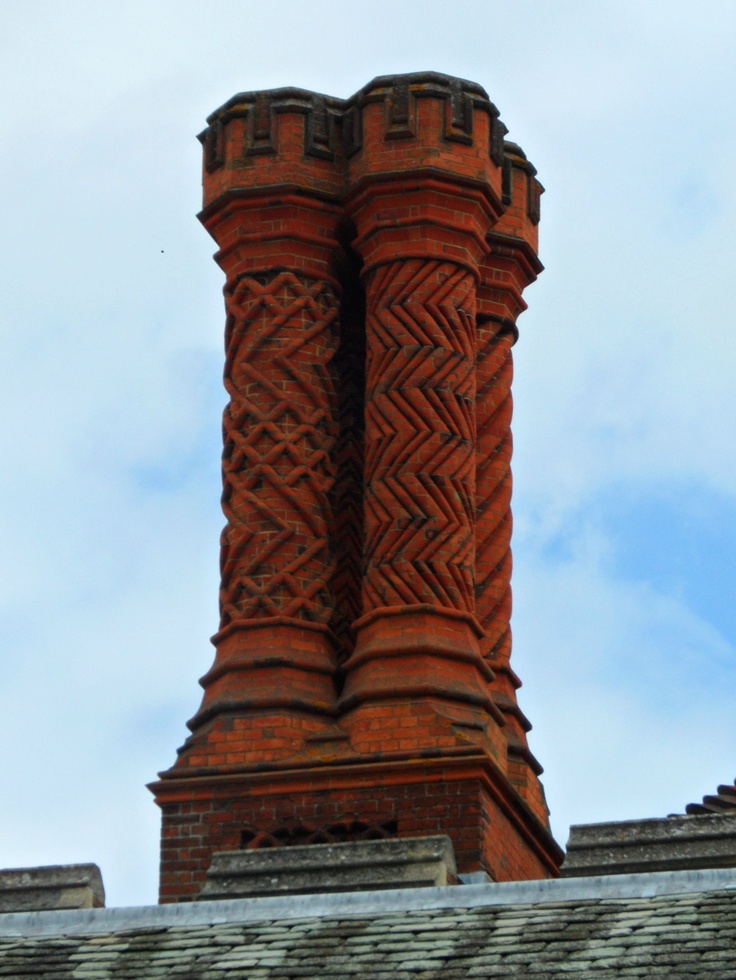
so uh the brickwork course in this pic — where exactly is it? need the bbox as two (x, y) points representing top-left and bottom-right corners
(149, 71), (564, 901)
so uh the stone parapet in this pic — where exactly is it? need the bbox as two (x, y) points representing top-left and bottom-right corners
(562, 813), (736, 877)
(0, 865), (104, 912)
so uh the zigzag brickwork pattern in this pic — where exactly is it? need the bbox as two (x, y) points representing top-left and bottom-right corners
(474, 314), (549, 822)
(152, 72), (563, 903)
(475, 316), (515, 664)
(362, 259), (476, 615)
(218, 271), (339, 632)
(328, 267), (366, 665)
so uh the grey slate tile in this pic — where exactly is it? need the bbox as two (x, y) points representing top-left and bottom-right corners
(3, 886), (736, 978)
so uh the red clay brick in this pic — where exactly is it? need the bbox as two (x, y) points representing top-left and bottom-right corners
(151, 72), (562, 904)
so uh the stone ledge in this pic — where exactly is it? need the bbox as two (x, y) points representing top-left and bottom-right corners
(199, 835), (457, 899)
(563, 813), (736, 876)
(0, 865), (104, 912)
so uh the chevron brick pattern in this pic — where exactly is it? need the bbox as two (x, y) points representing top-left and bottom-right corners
(155, 76), (562, 904)
(329, 278), (366, 664)
(362, 259), (477, 615)
(219, 271), (339, 631)
(475, 319), (515, 664)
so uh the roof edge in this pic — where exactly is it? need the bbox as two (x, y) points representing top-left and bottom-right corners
(2, 867), (736, 938)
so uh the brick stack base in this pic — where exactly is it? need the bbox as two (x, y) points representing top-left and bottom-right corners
(157, 761), (557, 902)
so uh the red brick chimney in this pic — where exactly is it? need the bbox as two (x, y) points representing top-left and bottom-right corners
(150, 72), (563, 903)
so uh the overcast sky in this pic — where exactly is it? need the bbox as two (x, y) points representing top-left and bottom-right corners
(2, 1), (736, 908)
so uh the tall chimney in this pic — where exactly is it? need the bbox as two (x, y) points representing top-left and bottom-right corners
(150, 72), (562, 903)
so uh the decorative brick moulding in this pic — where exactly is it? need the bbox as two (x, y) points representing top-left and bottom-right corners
(149, 72), (564, 903)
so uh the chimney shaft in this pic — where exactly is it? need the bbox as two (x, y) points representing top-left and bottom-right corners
(150, 73), (562, 903)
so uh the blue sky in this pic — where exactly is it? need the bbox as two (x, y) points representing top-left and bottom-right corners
(2, 1), (736, 906)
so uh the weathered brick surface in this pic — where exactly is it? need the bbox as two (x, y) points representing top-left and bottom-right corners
(156, 761), (555, 902)
(151, 72), (561, 903)
(475, 141), (548, 822)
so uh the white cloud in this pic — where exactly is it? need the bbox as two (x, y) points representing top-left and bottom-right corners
(514, 526), (736, 841)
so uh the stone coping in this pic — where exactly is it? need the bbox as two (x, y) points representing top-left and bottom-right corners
(2, 866), (736, 938)
(0, 864), (104, 912)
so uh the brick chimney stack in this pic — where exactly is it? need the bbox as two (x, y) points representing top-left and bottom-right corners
(150, 72), (562, 903)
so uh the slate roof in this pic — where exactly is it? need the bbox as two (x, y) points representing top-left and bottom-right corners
(2, 869), (736, 978)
